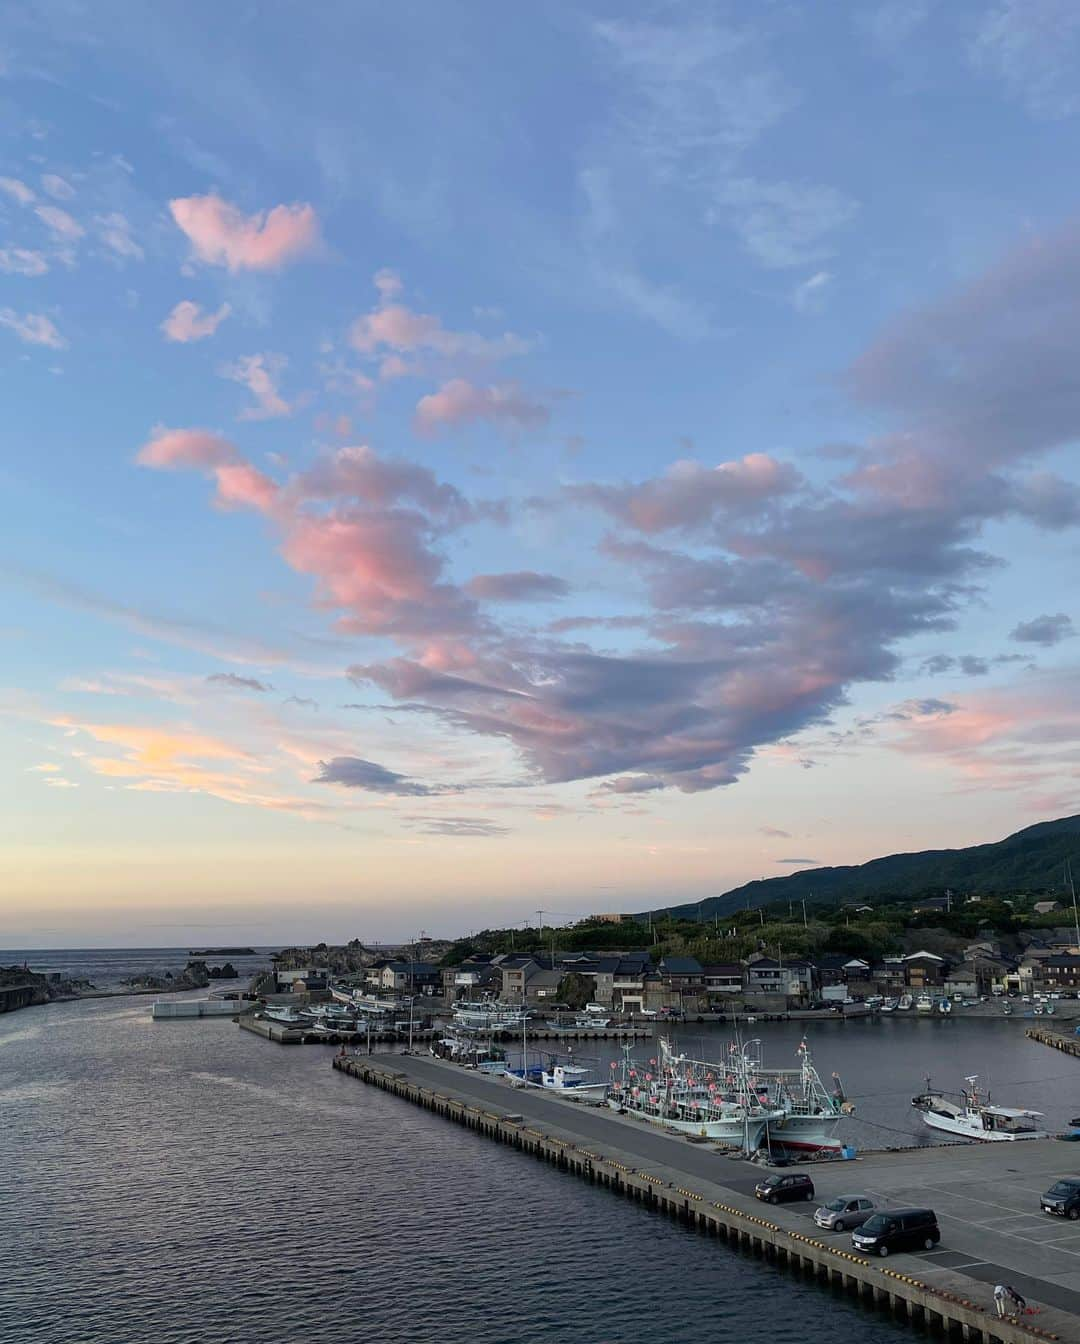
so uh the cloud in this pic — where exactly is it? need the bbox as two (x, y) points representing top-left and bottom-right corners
(405, 815), (509, 837)
(219, 353), (291, 420)
(206, 672), (272, 693)
(1009, 612), (1075, 645)
(0, 309), (66, 349)
(312, 755), (434, 795)
(161, 300), (231, 342)
(0, 248), (48, 276)
(0, 177), (35, 205)
(759, 825), (792, 837)
(96, 212), (144, 261)
(169, 193), (320, 271)
(569, 455), (802, 533)
(971, 0), (1080, 119)
(466, 571), (570, 602)
(138, 434), (481, 639)
(283, 695), (318, 710)
(602, 775), (666, 794)
(349, 283), (533, 364)
(792, 270), (832, 312)
(776, 857), (819, 865)
(27, 762), (61, 773)
(34, 205), (84, 242)
(40, 173), (75, 201)
(414, 379), (550, 436)
(717, 178), (858, 269)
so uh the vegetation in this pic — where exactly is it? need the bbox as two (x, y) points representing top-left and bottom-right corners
(655, 814), (1080, 920)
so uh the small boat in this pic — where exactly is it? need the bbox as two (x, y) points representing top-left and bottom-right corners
(937, 998), (952, 1015)
(1003, 1001), (1013, 1015)
(312, 1018), (357, 1037)
(879, 998), (898, 1014)
(571, 1013), (611, 1028)
(263, 1006), (303, 1024)
(912, 1075), (1049, 1141)
(915, 993), (934, 1013)
(897, 994), (913, 1011)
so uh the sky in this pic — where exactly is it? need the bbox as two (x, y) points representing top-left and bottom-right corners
(3, 1), (1080, 948)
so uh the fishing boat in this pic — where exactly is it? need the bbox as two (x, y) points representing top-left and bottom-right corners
(879, 998), (898, 1013)
(1002, 1000), (1013, 1016)
(759, 1040), (853, 1154)
(915, 993), (934, 1013)
(912, 1075), (1049, 1141)
(571, 1012), (611, 1028)
(897, 994), (913, 1011)
(262, 1006), (303, 1024)
(607, 1038), (786, 1148)
(937, 997), (952, 1015)
(430, 1031), (508, 1074)
(505, 1058), (608, 1100)
(312, 1018), (357, 1037)
(452, 998), (531, 1031)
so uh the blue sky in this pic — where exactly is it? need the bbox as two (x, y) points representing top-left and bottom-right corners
(2, 1), (1080, 946)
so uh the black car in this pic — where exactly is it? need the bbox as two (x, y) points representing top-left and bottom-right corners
(851, 1208), (940, 1257)
(754, 1173), (815, 1205)
(1042, 1178), (1080, 1218)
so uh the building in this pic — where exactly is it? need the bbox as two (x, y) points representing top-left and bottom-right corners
(745, 957), (815, 1000)
(1034, 900), (1063, 915)
(903, 952), (947, 988)
(701, 964), (744, 996)
(1035, 955), (1080, 991)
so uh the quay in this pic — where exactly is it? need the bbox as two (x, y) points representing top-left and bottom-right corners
(332, 1050), (1080, 1344)
(237, 1015), (651, 1046)
(1027, 1026), (1080, 1059)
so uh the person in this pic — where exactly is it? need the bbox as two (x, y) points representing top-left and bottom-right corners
(994, 1285), (1009, 1319)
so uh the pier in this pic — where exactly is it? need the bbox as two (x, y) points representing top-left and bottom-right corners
(331, 1050), (1080, 1344)
(1027, 1026), (1080, 1060)
(237, 1015), (651, 1046)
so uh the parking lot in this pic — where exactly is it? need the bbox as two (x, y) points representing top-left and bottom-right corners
(763, 1141), (1080, 1315)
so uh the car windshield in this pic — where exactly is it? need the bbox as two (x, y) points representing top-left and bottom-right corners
(761, 1178), (779, 1188)
(861, 1215), (888, 1233)
(824, 1198), (848, 1212)
(1049, 1181), (1080, 1197)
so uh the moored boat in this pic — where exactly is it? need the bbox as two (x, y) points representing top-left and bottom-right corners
(912, 1075), (1048, 1141)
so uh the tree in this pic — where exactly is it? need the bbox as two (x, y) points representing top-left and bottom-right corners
(557, 972), (595, 1010)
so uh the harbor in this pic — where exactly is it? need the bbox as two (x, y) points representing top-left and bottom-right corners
(329, 1045), (1080, 1343)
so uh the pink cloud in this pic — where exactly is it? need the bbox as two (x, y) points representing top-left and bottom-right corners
(0, 308), (66, 349)
(219, 353), (292, 420)
(0, 177), (35, 206)
(41, 173), (75, 201)
(571, 454), (802, 532)
(414, 379), (549, 435)
(136, 427), (237, 470)
(34, 204), (84, 242)
(96, 212), (143, 261)
(161, 300), (231, 343)
(169, 193), (320, 272)
(214, 462), (279, 513)
(0, 248), (49, 277)
(349, 272), (532, 362)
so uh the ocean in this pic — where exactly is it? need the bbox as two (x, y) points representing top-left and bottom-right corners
(3, 951), (1078, 1343)
(0, 946), (278, 987)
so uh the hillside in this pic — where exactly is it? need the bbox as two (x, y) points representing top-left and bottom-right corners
(657, 814), (1080, 920)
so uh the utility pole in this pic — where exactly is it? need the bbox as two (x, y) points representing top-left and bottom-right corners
(536, 909), (547, 935)
(801, 899), (808, 929)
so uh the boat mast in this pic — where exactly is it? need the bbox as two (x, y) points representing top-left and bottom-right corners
(1068, 859), (1080, 951)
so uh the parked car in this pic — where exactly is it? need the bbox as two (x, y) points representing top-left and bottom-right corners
(755, 1173), (815, 1205)
(814, 1195), (876, 1232)
(852, 1208), (940, 1257)
(1042, 1178), (1080, 1219)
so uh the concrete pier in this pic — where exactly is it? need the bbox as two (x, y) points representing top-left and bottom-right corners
(331, 1051), (1079, 1344)
(1027, 1026), (1080, 1059)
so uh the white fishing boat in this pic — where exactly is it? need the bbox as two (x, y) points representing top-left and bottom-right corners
(912, 1075), (1049, 1141)
(505, 1060), (608, 1100)
(452, 998), (531, 1031)
(897, 994), (913, 1011)
(937, 997), (952, 1015)
(879, 998), (898, 1014)
(915, 993), (934, 1013)
(430, 1031), (508, 1074)
(759, 1040), (853, 1154)
(571, 1012), (611, 1028)
(262, 1005), (303, 1024)
(607, 1038), (785, 1148)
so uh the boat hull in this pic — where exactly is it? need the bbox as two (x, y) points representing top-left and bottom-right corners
(919, 1111), (1047, 1141)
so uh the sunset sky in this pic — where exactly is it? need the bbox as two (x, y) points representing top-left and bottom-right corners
(3, 2), (1080, 947)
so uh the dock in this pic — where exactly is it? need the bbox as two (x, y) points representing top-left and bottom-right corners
(1027, 1026), (1080, 1059)
(331, 1050), (1080, 1343)
(237, 1015), (651, 1046)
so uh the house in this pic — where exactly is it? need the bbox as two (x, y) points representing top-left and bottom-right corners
(701, 963), (744, 995)
(872, 957), (907, 991)
(611, 956), (652, 1012)
(944, 957), (1009, 998)
(903, 952), (947, 988)
(497, 955), (543, 1003)
(657, 956), (703, 988)
(366, 960), (441, 995)
(912, 895), (950, 914)
(745, 957), (815, 999)
(1035, 955), (1080, 991)
(815, 954), (870, 987)
(524, 968), (564, 1004)
(1034, 900), (1063, 915)
(275, 966), (329, 992)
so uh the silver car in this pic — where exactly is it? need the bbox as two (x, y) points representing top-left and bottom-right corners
(814, 1195), (876, 1231)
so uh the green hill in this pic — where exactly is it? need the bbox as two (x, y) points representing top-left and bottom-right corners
(657, 814), (1080, 920)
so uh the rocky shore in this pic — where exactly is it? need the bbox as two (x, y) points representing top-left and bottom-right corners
(0, 958), (241, 1015)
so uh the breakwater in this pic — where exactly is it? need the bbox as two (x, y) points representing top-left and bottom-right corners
(332, 1052), (1077, 1344)
(1026, 1026), (1080, 1058)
